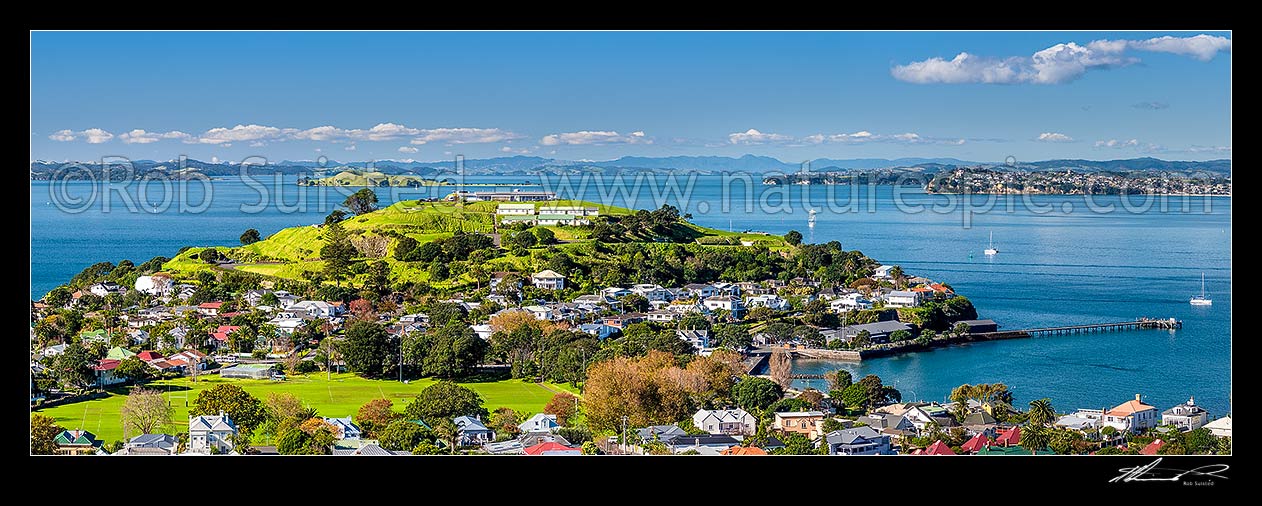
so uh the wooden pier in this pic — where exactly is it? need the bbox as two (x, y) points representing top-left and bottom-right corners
(1015, 317), (1181, 336)
(788, 373), (829, 380)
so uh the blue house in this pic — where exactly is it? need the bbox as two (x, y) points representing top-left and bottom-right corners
(823, 426), (895, 455)
(453, 416), (495, 445)
(323, 416), (363, 440)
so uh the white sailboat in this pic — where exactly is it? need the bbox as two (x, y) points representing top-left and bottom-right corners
(1190, 272), (1212, 306)
(808, 209), (817, 227)
(984, 231), (999, 256)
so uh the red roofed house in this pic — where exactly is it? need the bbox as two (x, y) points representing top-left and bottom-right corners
(211, 325), (241, 348)
(197, 302), (224, 317)
(137, 351), (164, 362)
(960, 432), (991, 453)
(93, 359), (126, 387)
(219, 311), (243, 319)
(1140, 438), (1166, 455)
(523, 441), (581, 456)
(995, 426), (1021, 447)
(921, 440), (956, 455)
(1104, 394), (1160, 433)
(721, 446), (769, 456)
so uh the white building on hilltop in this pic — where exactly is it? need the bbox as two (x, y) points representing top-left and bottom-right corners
(187, 412), (238, 454)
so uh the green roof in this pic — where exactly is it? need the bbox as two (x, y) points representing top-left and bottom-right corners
(54, 430), (100, 446)
(80, 329), (108, 340)
(106, 346), (137, 360)
(500, 215), (536, 222)
(536, 214), (582, 220)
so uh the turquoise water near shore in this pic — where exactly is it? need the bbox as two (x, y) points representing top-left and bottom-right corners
(30, 175), (1231, 417)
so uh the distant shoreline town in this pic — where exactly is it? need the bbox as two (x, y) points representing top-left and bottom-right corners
(764, 167), (1231, 196)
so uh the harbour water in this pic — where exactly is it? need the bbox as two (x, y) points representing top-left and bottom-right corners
(30, 174), (1231, 417)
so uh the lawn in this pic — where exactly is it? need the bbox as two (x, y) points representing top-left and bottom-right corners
(33, 373), (579, 444)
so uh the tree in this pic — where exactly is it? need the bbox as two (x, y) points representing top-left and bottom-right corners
(798, 389), (825, 409)
(198, 248), (221, 263)
(378, 420), (431, 451)
(53, 342), (96, 390)
(404, 381), (487, 424)
(190, 384), (266, 432)
(827, 369), (853, 391)
(1027, 398), (1056, 427)
(30, 414), (65, 455)
(712, 324), (752, 351)
(239, 228), (262, 245)
(732, 377), (783, 411)
(784, 230), (803, 246)
(421, 322), (488, 379)
(343, 188), (379, 216)
(45, 286), (73, 308)
(489, 407), (526, 438)
(324, 210), (347, 226)
(851, 330), (872, 348)
(121, 387), (174, 437)
(889, 329), (912, 342)
(843, 375), (900, 412)
(342, 320), (394, 378)
(532, 227), (556, 245)
(1020, 425), (1051, 454)
(265, 392), (315, 433)
(1185, 427), (1215, 454)
(115, 356), (152, 384)
(356, 399), (401, 438)
(619, 294), (650, 313)
(320, 221), (356, 284)
(544, 392), (579, 426)
(769, 348), (792, 390)
(952, 322), (972, 336)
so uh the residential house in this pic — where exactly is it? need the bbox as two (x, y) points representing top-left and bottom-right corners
(470, 324), (494, 340)
(453, 416), (495, 445)
(489, 271), (522, 291)
(133, 276), (173, 296)
(538, 205), (599, 217)
(55, 429), (104, 455)
(523, 305), (558, 321)
(1162, 397), (1210, 431)
(830, 292), (872, 311)
(676, 329), (710, 351)
(630, 284), (674, 302)
(745, 294), (790, 311)
(702, 295), (745, 319)
(1056, 409), (1105, 432)
(1104, 394), (1160, 433)
(601, 286), (633, 299)
(915, 440), (956, 456)
(1204, 416), (1231, 438)
(523, 441), (581, 455)
(603, 313), (646, 329)
(331, 443), (407, 456)
(285, 301), (341, 319)
(117, 434), (178, 455)
(721, 446), (768, 455)
(578, 323), (619, 340)
(323, 417), (363, 440)
(1140, 439), (1166, 455)
(196, 301), (223, 317)
(873, 265), (895, 279)
(856, 413), (917, 436)
(93, 359), (126, 387)
(531, 270), (566, 290)
(88, 281), (126, 297)
(994, 426), (1021, 447)
(683, 283), (718, 298)
(692, 408), (757, 436)
(823, 426), (895, 455)
(665, 434), (741, 455)
(636, 425), (688, 443)
(496, 203), (536, 215)
(713, 282), (741, 296)
(773, 411), (827, 439)
(884, 290), (920, 308)
(188, 412), (237, 454)
(518, 413), (561, 434)
(483, 440), (525, 455)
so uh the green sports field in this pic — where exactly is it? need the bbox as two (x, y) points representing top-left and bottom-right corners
(33, 373), (581, 445)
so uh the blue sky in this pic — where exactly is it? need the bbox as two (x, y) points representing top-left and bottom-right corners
(30, 31), (1231, 163)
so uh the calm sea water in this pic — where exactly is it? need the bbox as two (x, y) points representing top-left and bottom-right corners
(30, 174), (1232, 417)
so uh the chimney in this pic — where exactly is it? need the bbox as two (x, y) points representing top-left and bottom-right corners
(1135, 393), (1141, 402)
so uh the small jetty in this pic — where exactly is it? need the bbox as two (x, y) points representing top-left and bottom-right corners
(1013, 317), (1181, 336)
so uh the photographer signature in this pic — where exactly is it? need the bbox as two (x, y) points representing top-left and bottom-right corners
(1110, 458), (1229, 483)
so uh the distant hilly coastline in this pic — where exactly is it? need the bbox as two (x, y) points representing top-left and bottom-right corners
(29, 155), (1231, 181)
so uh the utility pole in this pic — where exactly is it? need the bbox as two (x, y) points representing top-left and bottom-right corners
(621, 415), (628, 455)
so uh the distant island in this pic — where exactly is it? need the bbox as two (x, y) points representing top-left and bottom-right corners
(297, 169), (443, 187)
(765, 165), (1231, 196)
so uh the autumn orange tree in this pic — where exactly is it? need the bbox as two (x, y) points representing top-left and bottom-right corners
(581, 350), (744, 432)
(544, 392), (580, 426)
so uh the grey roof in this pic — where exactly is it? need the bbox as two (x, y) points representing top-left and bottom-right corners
(666, 434), (741, 447)
(958, 319), (997, 326)
(825, 426), (884, 445)
(331, 443), (395, 456)
(962, 411), (997, 425)
(453, 415), (491, 432)
(637, 424), (688, 441)
(484, 440), (525, 454)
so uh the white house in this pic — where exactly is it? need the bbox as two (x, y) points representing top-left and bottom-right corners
(323, 417), (363, 440)
(1103, 394), (1160, 433)
(1204, 416), (1231, 438)
(830, 292), (873, 311)
(1161, 397), (1211, 431)
(88, 281), (127, 297)
(519, 413), (561, 434)
(683, 283), (718, 298)
(702, 295), (745, 318)
(676, 329), (710, 350)
(630, 284), (674, 302)
(470, 324), (494, 340)
(537, 205), (599, 216)
(745, 294), (790, 311)
(884, 290), (920, 308)
(531, 270), (566, 290)
(523, 305), (557, 321)
(134, 276), (174, 296)
(692, 408), (757, 436)
(496, 203), (537, 215)
(285, 301), (341, 319)
(647, 310), (680, 323)
(188, 412), (238, 454)
(873, 265), (895, 279)
(267, 316), (308, 336)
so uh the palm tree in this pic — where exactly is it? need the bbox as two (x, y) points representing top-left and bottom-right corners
(1028, 398), (1056, 427)
(1020, 425), (1051, 455)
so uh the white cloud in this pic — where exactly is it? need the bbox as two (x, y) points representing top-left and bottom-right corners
(728, 128), (793, 145)
(248, 141), (266, 147)
(1037, 132), (1074, 142)
(48, 128), (116, 143)
(1095, 138), (1140, 148)
(198, 124), (295, 145)
(769, 129), (960, 146)
(211, 156), (220, 163)
(397, 146), (419, 154)
(118, 129), (193, 144)
(48, 129), (78, 142)
(344, 144), (357, 151)
(893, 34), (1227, 85)
(1130, 34), (1231, 61)
(1187, 145), (1231, 154)
(541, 130), (652, 146)
(410, 127), (523, 145)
